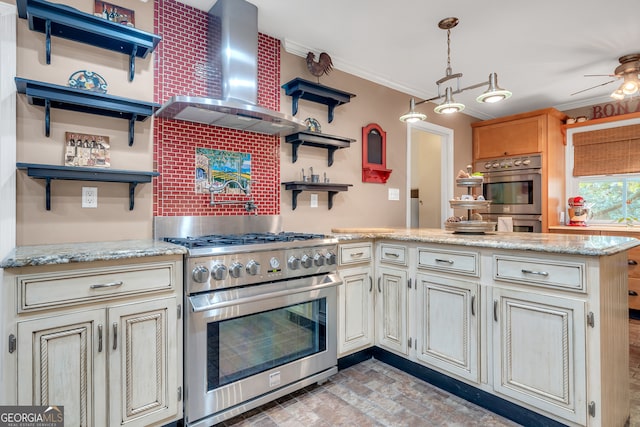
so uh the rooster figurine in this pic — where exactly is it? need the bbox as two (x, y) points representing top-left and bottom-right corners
(306, 51), (333, 82)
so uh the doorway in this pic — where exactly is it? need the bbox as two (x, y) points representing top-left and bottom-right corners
(406, 121), (453, 229)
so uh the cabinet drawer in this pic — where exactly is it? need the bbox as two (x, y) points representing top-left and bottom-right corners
(493, 255), (585, 292)
(339, 243), (373, 266)
(417, 248), (478, 276)
(379, 243), (407, 266)
(19, 262), (177, 312)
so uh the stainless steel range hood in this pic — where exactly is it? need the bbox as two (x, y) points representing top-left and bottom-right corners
(155, 0), (306, 136)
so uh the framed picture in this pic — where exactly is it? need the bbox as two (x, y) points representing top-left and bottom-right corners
(94, 0), (135, 27)
(65, 132), (111, 168)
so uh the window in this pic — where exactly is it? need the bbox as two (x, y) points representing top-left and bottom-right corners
(576, 176), (640, 223)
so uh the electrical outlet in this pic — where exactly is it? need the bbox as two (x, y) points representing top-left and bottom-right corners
(310, 193), (318, 208)
(82, 187), (98, 208)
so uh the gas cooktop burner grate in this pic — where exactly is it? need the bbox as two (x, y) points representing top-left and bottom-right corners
(163, 232), (326, 249)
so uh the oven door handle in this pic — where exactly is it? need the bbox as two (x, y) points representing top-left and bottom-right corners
(188, 273), (342, 313)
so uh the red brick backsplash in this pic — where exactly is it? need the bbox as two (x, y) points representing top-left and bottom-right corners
(154, 0), (281, 216)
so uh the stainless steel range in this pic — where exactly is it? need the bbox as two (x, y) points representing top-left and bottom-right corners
(154, 216), (340, 427)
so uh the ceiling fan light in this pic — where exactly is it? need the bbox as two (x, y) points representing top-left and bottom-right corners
(476, 73), (512, 103)
(434, 87), (465, 114)
(611, 87), (625, 100)
(621, 75), (639, 95)
(399, 98), (427, 122)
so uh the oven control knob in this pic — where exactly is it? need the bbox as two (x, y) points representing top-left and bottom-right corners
(246, 260), (260, 276)
(514, 159), (522, 166)
(211, 264), (227, 281)
(522, 158), (531, 165)
(484, 162), (492, 169)
(229, 262), (243, 278)
(325, 251), (337, 265)
(314, 252), (325, 266)
(301, 254), (313, 268)
(492, 162), (499, 168)
(192, 265), (210, 283)
(288, 255), (301, 270)
(269, 257), (280, 269)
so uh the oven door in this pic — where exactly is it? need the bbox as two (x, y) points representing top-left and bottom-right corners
(185, 273), (340, 426)
(482, 170), (542, 215)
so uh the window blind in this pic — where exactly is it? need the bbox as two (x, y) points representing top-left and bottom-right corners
(573, 124), (640, 176)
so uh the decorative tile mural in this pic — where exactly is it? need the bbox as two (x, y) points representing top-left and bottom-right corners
(195, 148), (251, 194)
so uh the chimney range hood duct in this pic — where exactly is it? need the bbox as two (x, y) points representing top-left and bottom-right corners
(155, 0), (306, 136)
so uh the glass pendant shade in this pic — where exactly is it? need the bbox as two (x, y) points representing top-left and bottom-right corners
(621, 74), (639, 95)
(434, 87), (465, 114)
(399, 98), (427, 122)
(476, 73), (512, 103)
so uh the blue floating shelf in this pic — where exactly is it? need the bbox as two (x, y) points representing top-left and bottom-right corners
(282, 78), (355, 123)
(16, 0), (161, 81)
(284, 131), (355, 166)
(17, 162), (159, 211)
(15, 77), (159, 146)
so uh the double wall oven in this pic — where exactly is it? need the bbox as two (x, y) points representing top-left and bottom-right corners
(474, 154), (543, 232)
(155, 216), (340, 427)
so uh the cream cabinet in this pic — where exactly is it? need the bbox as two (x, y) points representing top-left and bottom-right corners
(491, 286), (586, 425)
(414, 273), (480, 384)
(337, 242), (374, 357)
(4, 256), (183, 427)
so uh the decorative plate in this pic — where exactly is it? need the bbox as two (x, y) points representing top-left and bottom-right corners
(304, 117), (322, 133)
(68, 70), (108, 94)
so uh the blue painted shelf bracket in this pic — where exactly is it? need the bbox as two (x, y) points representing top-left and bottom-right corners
(44, 18), (51, 63)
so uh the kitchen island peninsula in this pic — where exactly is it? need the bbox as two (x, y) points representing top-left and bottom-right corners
(332, 228), (637, 427)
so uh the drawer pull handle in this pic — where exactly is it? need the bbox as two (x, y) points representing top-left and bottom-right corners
(435, 258), (454, 264)
(493, 300), (498, 322)
(629, 259), (638, 266)
(350, 252), (364, 258)
(98, 324), (103, 353)
(112, 323), (118, 351)
(378, 277), (382, 293)
(471, 295), (476, 316)
(369, 276), (373, 292)
(630, 290), (638, 296)
(384, 252), (400, 258)
(90, 281), (123, 290)
(521, 269), (549, 277)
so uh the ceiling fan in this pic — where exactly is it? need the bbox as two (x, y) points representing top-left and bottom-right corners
(571, 53), (640, 99)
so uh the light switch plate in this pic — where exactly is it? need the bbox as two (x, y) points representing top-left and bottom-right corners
(310, 193), (318, 208)
(82, 187), (98, 208)
(388, 188), (400, 201)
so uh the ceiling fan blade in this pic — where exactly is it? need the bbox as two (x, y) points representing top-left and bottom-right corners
(584, 74), (616, 77)
(571, 79), (617, 96)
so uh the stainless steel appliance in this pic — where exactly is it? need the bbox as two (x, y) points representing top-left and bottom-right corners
(474, 154), (543, 232)
(155, 216), (340, 427)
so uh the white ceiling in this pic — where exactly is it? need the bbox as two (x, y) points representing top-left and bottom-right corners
(176, 0), (640, 120)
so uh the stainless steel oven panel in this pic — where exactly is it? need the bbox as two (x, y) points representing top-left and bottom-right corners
(482, 170), (542, 215)
(184, 274), (340, 426)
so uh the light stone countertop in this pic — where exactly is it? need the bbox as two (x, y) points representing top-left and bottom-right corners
(0, 239), (188, 269)
(330, 228), (640, 256)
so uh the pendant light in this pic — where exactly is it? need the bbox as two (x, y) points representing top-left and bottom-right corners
(399, 17), (511, 122)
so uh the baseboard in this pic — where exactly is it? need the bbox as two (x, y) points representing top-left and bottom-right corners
(337, 348), (374, 370)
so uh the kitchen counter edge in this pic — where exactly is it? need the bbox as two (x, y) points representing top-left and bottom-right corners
(0, 239), (188, 269)
(330, 228), (640, 256)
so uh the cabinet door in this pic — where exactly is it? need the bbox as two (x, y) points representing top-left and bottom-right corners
(492, 288), (586, 425)
(108, 297), (179, 427)
(473, 115), (543, 159)
(338, 266), (374, 356)
(415, 273), (479, 383)
(375, 266), (408, 355)
(17, 309), (107, 427)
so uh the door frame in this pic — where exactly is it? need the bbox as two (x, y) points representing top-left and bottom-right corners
(405, 121), (453, 228)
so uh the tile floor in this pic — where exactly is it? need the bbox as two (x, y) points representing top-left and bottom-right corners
(218, 319), (640, 427)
